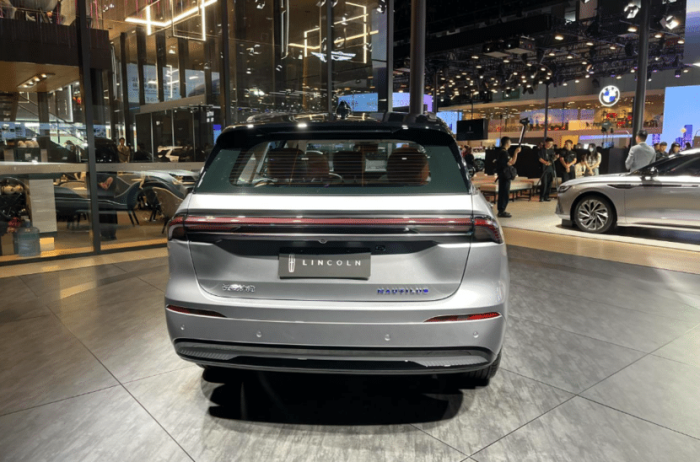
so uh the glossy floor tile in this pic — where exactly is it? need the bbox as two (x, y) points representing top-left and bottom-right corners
(0, 386), (191, 462)
(582, 354), (700, 439)
(508, 282), (697, 352)
(0, 316), (117, 416)
(413, 370), (573, 455)
(653, 326), (700, 368)
(54, 290), (190, 383)
(0, 298), (52, 325)
(501, 318), (645, 393)
(472, 397), (700, 462)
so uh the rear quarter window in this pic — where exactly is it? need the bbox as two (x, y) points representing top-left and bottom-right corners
(196, 138), (469, 195)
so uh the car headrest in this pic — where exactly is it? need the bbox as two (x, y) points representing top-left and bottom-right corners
(267, 148), (305, 181)
(333, 150), (365, 181)
(303, 151), (330, 179)
(386, 148), (429, 185)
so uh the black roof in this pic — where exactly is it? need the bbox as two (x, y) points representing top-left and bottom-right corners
(214, 112), (458, 154)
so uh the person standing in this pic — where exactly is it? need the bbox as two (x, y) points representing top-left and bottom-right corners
(117, 137), (130, 163)
(496, 137), (520, 218)
(655, 141), (669, 162)
(538, 137), (558, 202)
(669, 142), (682, 156)
(586, 144), (602, 176)
(462, 145), (475, 172)
(625, 130), (656, 172)
(558, 139), (578, 182)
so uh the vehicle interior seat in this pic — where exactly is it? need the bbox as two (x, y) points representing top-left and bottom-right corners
(333, 150), (365, 184)
(266, 148), (305, 184)
(304, 151), (330, 180)
(386, 148), (430, 185)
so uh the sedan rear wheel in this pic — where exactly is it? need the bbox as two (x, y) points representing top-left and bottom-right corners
(574, 196), (615, 233)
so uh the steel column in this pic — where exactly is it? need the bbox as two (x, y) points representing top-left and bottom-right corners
(408, 0), (426, 114)
(386, 0), (394, 111)
(77, 0), (101, 252)
(219, 0), (232, 126)
(632, 0), (651, 143)
(326, 0), (333, 118)
(543, 84), (550, 140)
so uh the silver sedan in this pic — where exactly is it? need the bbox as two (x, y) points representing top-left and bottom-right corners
(556, 151), (700, 233)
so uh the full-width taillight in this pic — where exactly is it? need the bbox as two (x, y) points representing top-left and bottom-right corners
(473, 217), (503, 244)
(176, 215), (503, 242)
(424, 312), (501, 323)
(166, 214), (187, 241)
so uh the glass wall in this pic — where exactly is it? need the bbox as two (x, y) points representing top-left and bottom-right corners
(0, 0), (391, 264)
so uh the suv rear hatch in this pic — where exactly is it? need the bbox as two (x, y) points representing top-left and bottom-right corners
(169, 123), (501, 302)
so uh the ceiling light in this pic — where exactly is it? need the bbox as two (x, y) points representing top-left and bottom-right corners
(628, 26), (638, 33)
(654, 32), (663, 38)
(661, 15), (679, 30)
(567, 54), (573, 59)
(563, 82), (568, 86)
(624, 4), (639, 19)
(548, 51), (556, 56)
(616, 75), (622, 79)
(586, 41), (594, 46)
(610, 45), (616, 50)
(678, 38), (685, 44)
(683, 68), (689, 73)
(472, 55), (479, 59)
(555, 33), (564, 41)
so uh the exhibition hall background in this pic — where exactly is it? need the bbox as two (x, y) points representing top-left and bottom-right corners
(1, 0), (698, 264)
(0, 0), (392, 263)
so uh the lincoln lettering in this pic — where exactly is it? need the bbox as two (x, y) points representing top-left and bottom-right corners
(300, 259), (363, 267)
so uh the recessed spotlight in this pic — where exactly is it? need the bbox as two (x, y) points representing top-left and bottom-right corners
(555, 33), (564, 41)
(628, 26), (638, 33)
(548, 51), (556, 56)
(654, 32), (663, 38)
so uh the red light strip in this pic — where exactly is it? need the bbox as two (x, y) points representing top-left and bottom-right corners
(166, 305), (226, 318)
(424, 312), (501, 323)
(184, 216), (473, 227)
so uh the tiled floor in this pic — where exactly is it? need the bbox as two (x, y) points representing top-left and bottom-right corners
(1, 246), (700, 462)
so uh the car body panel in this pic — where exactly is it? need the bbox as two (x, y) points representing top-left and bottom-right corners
(556, 154), (700, 230)
(165, 115), (508, 374)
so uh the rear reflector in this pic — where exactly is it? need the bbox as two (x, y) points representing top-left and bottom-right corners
(166, 305), (226, 318)
(424, 312), (501, 323)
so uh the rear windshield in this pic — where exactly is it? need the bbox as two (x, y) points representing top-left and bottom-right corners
(195, 139), (469, 195)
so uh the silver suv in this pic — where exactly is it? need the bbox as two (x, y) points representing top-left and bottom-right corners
(165, 114), (508, 382)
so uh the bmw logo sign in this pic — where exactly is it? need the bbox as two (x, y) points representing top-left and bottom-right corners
(599, 85), (620, 107)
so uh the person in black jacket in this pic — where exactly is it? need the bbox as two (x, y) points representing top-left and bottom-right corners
(496, 137), (520, 218)
(558, 139), (577, 182)
(538, 137), (559, 202)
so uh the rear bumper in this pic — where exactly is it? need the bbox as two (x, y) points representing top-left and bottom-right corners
(166, 312), (505, 374)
